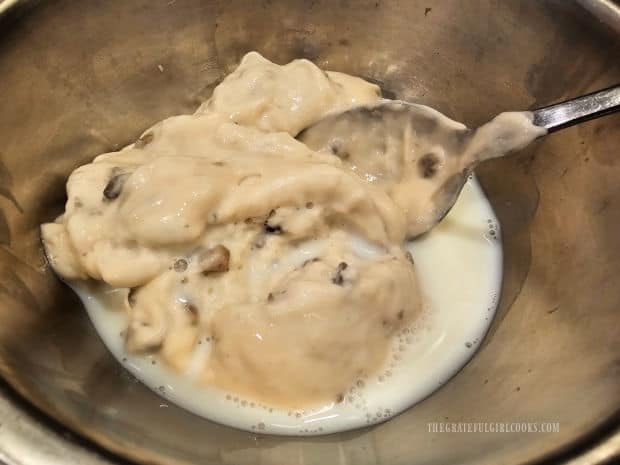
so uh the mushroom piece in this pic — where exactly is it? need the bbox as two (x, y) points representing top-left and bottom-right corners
(103, 172), (130, 201)
(332, 262), (348, 286)
(197, 245), (230, 275)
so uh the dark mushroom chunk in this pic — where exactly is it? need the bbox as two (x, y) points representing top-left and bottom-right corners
(302, 257), (320, 267)
(264, 223), (283, 234)
(103, 172), (130, 201)
(417, 153), (439, 178)
(244, 216), (263, 225)
(198, 245), (230, 275)
(332, 262), (348, 286)
(264, 209), (284, 234)
(127, 286), (141, 307)
(184, 303), (199, 326)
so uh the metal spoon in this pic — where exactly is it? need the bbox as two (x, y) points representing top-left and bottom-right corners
(298, 84), (620, 238)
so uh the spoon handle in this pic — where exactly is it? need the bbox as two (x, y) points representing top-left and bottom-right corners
(532, 84), (620, 133)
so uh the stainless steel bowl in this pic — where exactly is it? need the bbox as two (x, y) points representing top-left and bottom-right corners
(0, 1), (619, 464)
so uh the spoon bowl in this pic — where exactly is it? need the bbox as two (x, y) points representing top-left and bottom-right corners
(299, 85), (619, 236)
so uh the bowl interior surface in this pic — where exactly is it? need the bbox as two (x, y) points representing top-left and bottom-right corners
(0, 1), (619, 464)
